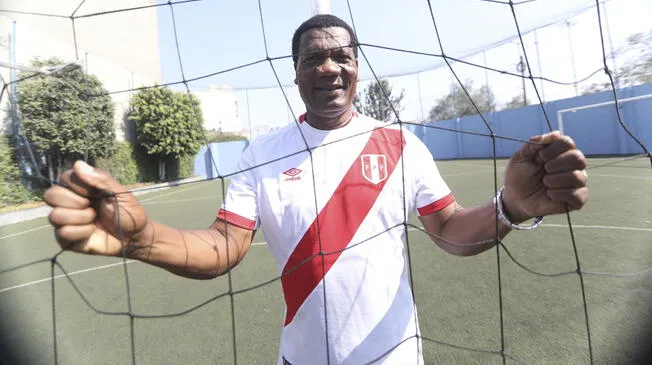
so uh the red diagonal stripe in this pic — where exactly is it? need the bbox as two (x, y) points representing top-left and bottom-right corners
(281, 128), (405, 326)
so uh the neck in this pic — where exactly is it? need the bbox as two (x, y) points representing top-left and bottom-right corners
(305, 109), (354, 130)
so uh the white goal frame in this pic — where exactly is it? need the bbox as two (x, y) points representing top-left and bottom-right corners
(557, 92), (652, 135)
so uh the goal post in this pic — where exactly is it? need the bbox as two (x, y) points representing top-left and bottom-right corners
(557, 92), (652, 135)
(311, 0), (330, 15)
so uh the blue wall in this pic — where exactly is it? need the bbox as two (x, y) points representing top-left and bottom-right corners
(193, 140), (249, 178)
(194, 84), (652, 176)
(409, 83), (652, 159)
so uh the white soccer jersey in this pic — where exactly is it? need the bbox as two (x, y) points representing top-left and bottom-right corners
(218, 113), (455, 365)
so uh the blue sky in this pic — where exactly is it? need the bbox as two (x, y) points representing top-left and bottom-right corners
(155, 0), (652, 131)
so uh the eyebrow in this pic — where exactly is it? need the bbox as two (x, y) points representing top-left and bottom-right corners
(301, 44), (354, 55)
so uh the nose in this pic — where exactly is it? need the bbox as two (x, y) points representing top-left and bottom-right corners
(316, 57), (341, 75)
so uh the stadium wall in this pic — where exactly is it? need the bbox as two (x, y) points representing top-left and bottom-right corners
(193, 140), (250, 179)
(409, 82), (652, 159)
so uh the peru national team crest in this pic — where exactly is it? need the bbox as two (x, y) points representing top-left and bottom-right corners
(361, 154), (388, 185)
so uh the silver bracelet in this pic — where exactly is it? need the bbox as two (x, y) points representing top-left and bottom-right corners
(494, 187), (543, 230)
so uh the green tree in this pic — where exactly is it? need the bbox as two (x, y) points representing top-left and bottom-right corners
(501, 95), (530, 111)
(95, 141), (139, 186)
(618, 31), (652, 85)
(428, 80), (496, 122)
(205, 130), (247, 143)
(583, 30), (652, 93)
(353, 79), (405, 122)
(17, 58), (115, 182)
(128, 87), (205, 180)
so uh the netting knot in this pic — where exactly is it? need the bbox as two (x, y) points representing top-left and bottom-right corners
(98, 190), (116, 199)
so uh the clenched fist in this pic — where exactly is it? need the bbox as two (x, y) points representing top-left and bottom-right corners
(501, 131), (589, 222)
(44, 161), (149, 256)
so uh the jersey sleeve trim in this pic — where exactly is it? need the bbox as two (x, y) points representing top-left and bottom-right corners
(216, 209), (256, 230)
(417, 193), (456, 216)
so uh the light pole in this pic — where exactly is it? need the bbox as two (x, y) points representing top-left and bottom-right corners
(601, 0), (619, 89)
(416, 72), (424, 123)
(245, 88), (253, 139)
(565, 20), (579, 96)
(10, 21), (18, 138)
(311, 0), (330, 15)
(516, 55), (527, 106)
(533, 29), (545, 102)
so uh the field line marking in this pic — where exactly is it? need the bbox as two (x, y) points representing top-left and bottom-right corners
(443, 171), (495, 178)
(541, 223), (652, 232)
(588, 173), (652, 180)
(441, 161), (498, 169)
(0, 224), (51, 241)
(142, 195), (222, 206)
(140, 181), (207, 203)
(1, 183), (211, 239)
(1, 195), (221, 242)
(0, 260), (136, 294)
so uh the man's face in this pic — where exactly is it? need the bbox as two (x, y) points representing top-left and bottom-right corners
(295, 27), (358, 125)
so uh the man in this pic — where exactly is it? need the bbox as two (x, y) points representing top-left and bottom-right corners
(45, 14), (588, 365)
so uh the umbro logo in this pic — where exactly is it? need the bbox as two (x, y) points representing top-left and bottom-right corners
(283, 168), (302, 177)
(282, 168), (302, 181)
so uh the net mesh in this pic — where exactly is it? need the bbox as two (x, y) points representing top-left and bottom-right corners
(0, 0), (651, 364)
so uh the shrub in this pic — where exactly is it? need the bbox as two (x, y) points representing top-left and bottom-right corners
(205, 131), (247, 143)
(95, 141), (139, 186)
(160, 154), (196, 181)
(178, 154), (195, 179)
(0, 136), (38, 208)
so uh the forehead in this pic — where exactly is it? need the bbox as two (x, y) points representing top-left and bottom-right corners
(298, 27), (353, 53)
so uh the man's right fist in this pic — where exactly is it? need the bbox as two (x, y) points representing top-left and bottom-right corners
(44, 161), (149, 256)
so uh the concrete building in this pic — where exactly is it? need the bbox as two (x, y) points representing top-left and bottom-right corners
(192, 85), (244, 135)
(0, 0), (161, 141)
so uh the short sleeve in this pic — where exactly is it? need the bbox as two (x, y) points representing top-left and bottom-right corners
(216, 145), (259, 230)
(406, 133), (456, 216)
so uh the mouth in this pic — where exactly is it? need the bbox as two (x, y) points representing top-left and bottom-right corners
(314, 85), (347, 92)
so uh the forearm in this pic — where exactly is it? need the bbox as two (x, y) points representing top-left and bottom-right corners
(126, 221), (244, 279)
(438, 200), (512, 256)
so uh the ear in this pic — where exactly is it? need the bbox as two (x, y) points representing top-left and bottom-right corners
(356, 60), (359, 81)
(294, 78), (299, 85)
